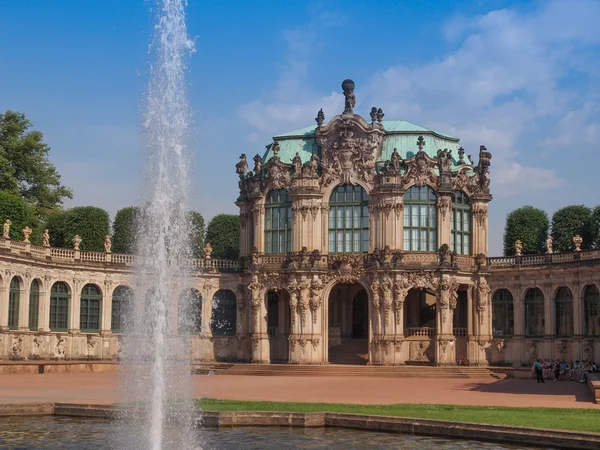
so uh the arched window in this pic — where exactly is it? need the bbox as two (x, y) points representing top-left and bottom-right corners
(80, 284), (102, 333)
(403, 186), (437, 251)
(8, 278), (20, 330)
(211, 289), (237, 336)
(451, 191), (471, 255)
(524, 287), (544, 337)
(328, 185), (369, 253)
(178, 288), (202, 334)
(555, 287), (574, 337)
(492, 289), (514, 337)
(111, 286), (133, 333)
(29, 280), (40, 331)
(583, 284), (600, 337)
(264, 189), (292, 254)
(50, 282), (70, 332)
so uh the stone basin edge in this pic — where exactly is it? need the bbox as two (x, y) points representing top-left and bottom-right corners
(0, 403), (598, 450)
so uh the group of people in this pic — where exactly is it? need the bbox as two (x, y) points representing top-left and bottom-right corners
(532, 359), (597, 383)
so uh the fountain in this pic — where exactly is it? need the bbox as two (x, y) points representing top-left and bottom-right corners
(117, 0), (197, 448)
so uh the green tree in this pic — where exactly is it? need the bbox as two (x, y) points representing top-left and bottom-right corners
(503, 206), (549, 256)
(188, 211), (205, 258)
(0, 111), (73, 219)
(43, 210), (67, 248)
(589, 205), (600, 249)
(551, 205), (593, 252)
(205, 214), (240, 259)
(61, 206), (110, 252)
(0, 191), (34, 240)
(112, 206), (139, 254)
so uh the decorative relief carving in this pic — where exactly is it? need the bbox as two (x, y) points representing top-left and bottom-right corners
(309, 277), (324, 325)
(402, 144), (437, 188)
(438, 196), (451, 220)
(393, 277), (409, 325)
(476, 279), (491, 325)
(11, 336), (23, 360)
(473, 206), (487, 226)
(315, 115), (384, 188)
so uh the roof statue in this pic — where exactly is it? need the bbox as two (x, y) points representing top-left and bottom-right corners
(342, 79), (355, 115)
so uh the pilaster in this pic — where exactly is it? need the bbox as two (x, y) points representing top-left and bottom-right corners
(68, 279), (82, 334)
(0, 279), (8, 331)
(18, 277), (31, 331)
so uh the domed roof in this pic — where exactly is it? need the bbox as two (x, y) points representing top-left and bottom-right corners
(263, 119), (464, 171)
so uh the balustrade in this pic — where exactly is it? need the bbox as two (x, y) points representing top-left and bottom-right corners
(453, 327), (467, 337)
(406, 327), (436, 337)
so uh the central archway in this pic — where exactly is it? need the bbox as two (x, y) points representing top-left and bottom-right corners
(327, 282), (369, 365)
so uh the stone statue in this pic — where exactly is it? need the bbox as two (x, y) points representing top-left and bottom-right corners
(104, 235), (112, 253)
(22, 226), (32, 243)
(377, 108), (384, 123)
(43, 229), (50, 247)
(292, 152), (302, 174)
(390, 148), (401, 172)
(3, 219), (11, 239)
(370, 107), (377, 123)
(546, 235), (553, 254)
(271, 141), (280, 158)
(235, 154), (248, 178)
(342, 79), (356, 115)
(573, 235), (583, 251)
(203, 242), (213, 260)
(315, 108), (325, 127)
(72, 234), (81, 251)
(438, 244), (452, 266)
(515, 240), (523, 256)
(253, 154), (263, 174)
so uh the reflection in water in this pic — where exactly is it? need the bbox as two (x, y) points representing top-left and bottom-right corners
(0, 417), (552, 450)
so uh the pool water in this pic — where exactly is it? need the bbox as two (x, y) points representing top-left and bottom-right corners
(0, 416), (550, 449)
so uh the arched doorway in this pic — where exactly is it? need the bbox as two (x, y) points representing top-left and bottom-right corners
(266, 289), (291, 363)
(328, 282), (369, 365)
(404, 288), (437, 364)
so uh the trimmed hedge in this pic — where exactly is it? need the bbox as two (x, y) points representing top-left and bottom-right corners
(112, 206), (139, 254)
(62, 206), (110, 251)
(205, 214), (240, 259)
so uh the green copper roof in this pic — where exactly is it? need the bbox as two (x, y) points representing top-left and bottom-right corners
(262, 119), (463, 169)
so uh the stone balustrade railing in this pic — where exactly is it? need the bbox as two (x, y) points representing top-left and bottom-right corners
(406, 327), (436, 337)
(487, 248), (600, 269)
(453, 327), (467, 337)
(0, 237), (239, 272)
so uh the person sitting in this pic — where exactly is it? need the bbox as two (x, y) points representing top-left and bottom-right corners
(553, 359), (561, 381)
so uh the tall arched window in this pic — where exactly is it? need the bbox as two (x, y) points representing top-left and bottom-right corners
(451, 191), (471, 255)
(211, 289), (237, 336)
(492, 289), (514, 337)
(178, 288), (202, 334)
(80, 284), (102, 333)
(264, 189), (292, 254)
(584, 284), (600, 337)
(403, 186), (437, 251)
(50, 282), (70, 332)
(8, 278), (20, 330)
(524, 287), (544, 337)
(555, 287), (573, 337)
(111, 286), (133, 333)
(328, 185), (369, 253)
(29, 280), (40, 331)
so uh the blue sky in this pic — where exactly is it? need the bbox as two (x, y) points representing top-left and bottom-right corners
(1, 0), (599, 255)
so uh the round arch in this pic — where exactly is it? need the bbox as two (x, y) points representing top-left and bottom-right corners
(111, 285), (134, 334)
(80, 283), (103, 333)
(554, 286), (574, 337)
(8, 276), (23, 330)
(321, 179), (372, 202)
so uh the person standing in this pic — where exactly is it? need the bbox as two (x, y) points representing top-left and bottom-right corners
(535, 359), (544, 383)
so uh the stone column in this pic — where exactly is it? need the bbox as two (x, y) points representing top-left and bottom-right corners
(437, 194), (452, 248)
(101, 281), (114, 334)
(38, 277), (52, 333)
(543, 282), (554, 338)
(68, 279), (82, 333)
(472, 277), (492, 366)
(573, 283), (582, 337)
(0, 278), (9, 331)
(251, 203), (265, 253)
(435, 276), (457, 366)
(248, 276), (269, 363)
(18, 277), (31, 331)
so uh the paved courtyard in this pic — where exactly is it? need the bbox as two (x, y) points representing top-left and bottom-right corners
(0, 372), (596, 409)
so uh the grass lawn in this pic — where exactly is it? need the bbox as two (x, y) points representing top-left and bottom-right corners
(196, 399), (600, 434)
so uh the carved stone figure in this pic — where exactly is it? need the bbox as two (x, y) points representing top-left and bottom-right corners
(271, 141), (280, 158)
(546, 235), (553, 254)
(3, 219), (11, 239)
(342, 79), (356, 115)
(573, 235), (583, 251)
(380, 278), (393, 322)
(263, 157), (291, 190)
(370, 278), (381, 313)
(376, 108), (384, 123)
(298, 279), (310, 327)
(22, 226), (32, 243)
(253, 154), (263, 174)
(43, 229), (50, 247)
(476, 280), (491, 324)
(235, 154), (248, 178)
(54, 336), (66, 358)
(309, 277), (323, 324)
(370, 107), (378, 123)
(11, 336), (23, 360)
(438, 244), (452, 266)
(315, 108), (325, 127)
(393, 277), (409, 324)
(402, 146), (437, 187)
(72, 235), (82, 251)
(291, 152), (302, 175)
(514, 240), (523, 256)
(203, 242), (213, 259)
(437, 148), (452, 174)
(104, 235), (112, 253)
